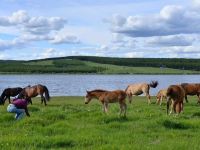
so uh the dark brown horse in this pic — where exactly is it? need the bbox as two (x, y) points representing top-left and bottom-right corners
(180, 83), (200, 103)
(85, 89), (127, 117)
(166, 85), (185, 115)
(18, 84), (50, 106)
(0, 87), (23, 105)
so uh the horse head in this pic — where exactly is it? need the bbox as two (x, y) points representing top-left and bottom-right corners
(85, 90), (92, 104)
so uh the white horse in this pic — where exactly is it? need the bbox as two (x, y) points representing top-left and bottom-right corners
(125, 81), (158, 104)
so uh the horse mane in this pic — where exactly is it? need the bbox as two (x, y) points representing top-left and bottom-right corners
(181, 83), (188, 86)
(89, 89), (108, 93)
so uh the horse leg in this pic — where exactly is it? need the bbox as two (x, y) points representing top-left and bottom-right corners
(169, 100), (174, 115)
(185, 95), (188, 103)
(145, 92), (151, 105)
(128, 94), (133, 104)
(119, 102), (123, 116)
(173, 101), (178, 114)
(3, 97), (7, 105)
(197, 94), (200, 104)
(181, 101), (183, 113)
(156, 97), (160, 105)
(104, 102), (108, 114)
(102, 103), (105, 113)
(41, 95), (47, 106)
(29, 98), (32, 105)
(123, 102), (127, 117)
(8, 96), (11, 103)
(160, 96), (163, 106)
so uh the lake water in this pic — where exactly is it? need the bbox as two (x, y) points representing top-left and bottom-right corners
(0, 74), (199, 96)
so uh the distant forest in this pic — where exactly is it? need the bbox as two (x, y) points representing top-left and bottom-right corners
(67, 56), (200, 71)
(0, 56), (199, 73)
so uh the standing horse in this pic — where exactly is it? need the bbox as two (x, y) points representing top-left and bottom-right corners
(156, 89), (167, 106)
(125, 81), (158, 104)
(18, 84), (50, 106)
(0, 87), (23, 105)
(166, 85), (185, 115)
(85, 89), (127, 117)
(180, 83), (200, 103)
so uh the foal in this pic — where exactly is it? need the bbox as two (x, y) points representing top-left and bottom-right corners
(166, 85), (185, 115)
(156, 89), (167, 106)
(85, 89), (127, 116)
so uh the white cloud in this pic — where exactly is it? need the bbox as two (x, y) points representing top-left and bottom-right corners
(108, 5), (200, 37)
(0, 38), (26, 50)
(0, 10), (80, 48)
(0, 10), (66, 35)
(0, 10), (29, 26)
(24, 16), (66, 35)
(192, 0), (200, 8)
(124, 52), (144, 58)
(147, 35), (194, 47)
(50, 35), (79, 44)
(38, 48), (66, 59)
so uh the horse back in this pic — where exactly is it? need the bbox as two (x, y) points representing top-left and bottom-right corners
(103, 90), (126, 103)
(181, 83), (200, 95)
(126, 83), (147, 95)
(167, 85), (185, 102)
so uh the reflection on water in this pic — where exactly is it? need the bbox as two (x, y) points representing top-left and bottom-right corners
(0, 74), (199, 96)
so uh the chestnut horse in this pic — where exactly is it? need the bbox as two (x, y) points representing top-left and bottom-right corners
(0, 87), (23, 105)
(85, 89), (127, 116)
(18, 84), (50, 106)
(156, 89), (167, 106)
(166, 85), (185, 115)
(125, 81), (158, 104)
(180, 83), (200, 103)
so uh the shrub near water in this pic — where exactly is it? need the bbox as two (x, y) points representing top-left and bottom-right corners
(1, 96), (200, 149)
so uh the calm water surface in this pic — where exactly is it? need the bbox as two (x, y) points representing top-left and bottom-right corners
(0, 74), (199, 96)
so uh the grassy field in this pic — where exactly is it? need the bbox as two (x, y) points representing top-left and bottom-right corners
(0, 58), (199, 74)
(1, 96), (200, 149)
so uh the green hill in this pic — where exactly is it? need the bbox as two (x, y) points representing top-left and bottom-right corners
(0, 56), (199, 74)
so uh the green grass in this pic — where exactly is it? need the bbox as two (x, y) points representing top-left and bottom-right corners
(1, 96), (200, 149)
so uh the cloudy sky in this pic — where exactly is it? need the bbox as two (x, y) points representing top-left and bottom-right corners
(0, 0), (199, 60)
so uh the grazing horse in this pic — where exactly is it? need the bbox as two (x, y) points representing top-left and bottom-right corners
(18, 84), (50, 106)
(180, 83), (200, 103)
(0, 87), (23, 105)
(125, 81), (158, 104)
(156, 89), (167, 106)
(85, 89), (127, 117)
(166, 85), (185, 115)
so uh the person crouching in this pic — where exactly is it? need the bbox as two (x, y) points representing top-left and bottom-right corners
(7, 98), (30, 120)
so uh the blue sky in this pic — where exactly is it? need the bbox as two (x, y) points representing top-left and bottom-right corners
(0, 0), (199, 60)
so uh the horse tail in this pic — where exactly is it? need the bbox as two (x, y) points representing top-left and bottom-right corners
(149, 81), (158, 88)
(43, 86), (50, 101)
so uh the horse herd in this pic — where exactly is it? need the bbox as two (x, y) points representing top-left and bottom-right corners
(85, 81), (200, 117)
(1, 82), (200, 117)
(0, 84), (50, 106)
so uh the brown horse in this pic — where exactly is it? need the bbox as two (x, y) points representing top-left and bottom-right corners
(156, 89), (167, 106)
(18, 84), (50, 106)
(180, 83), (200, 103)
(166, 85), (185, 115)
(85, 89), (127, 116)
(0, 87), (23, 105)
(125, 81), (158, 104)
